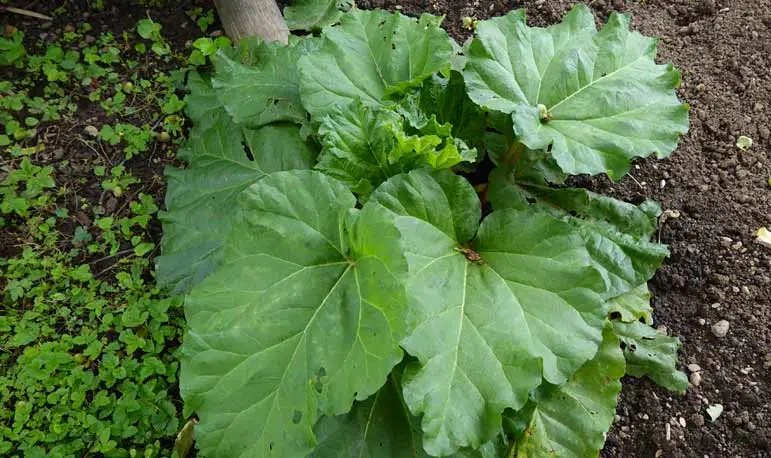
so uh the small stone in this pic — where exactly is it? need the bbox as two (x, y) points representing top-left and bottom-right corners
(691, 413), (705, 426)
(688, 364), (702, 372)
(642, 413), (650, 420)
(679, 417), (687, 427)
(759, 126), (770, 140)
(711, 302), (721, 309)
(731, 241), (743, 251)
(690, 371), (702, 386)
(711, 320), (730, 338)
(84, 125), (99, 137)
(698, 318), (706, 325)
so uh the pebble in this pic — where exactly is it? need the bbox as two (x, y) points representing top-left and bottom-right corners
(688, 364), (702, 372)
(711, 320), (730, 337)
(760, 126), (770, 140)
(691, 413), (705, 427)
(690, 371), (702, 386)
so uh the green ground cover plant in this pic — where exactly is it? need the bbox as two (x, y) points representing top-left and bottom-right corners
(160, 4), (690, 457)
(0, 6), (211, 456)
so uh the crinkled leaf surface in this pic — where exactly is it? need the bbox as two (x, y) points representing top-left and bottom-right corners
(157, 99), (317, 293)
(612, 320), (688, 392)
(284, 0), (352, 31)
(464, 5), (689, 179)
(181, 171), (407, 457)
(511, 326), (625, 458)
(607, 284), (653, 325)
(299, 10), (454, 117)
(369, 169), (608, 456)
(488, 167), (668, 298)
(316, 100), (473, 196)
(213, 37), (320, 126)
(401, 71), (486, 150)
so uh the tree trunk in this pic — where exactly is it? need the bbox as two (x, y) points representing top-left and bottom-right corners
(214, 0), (289, 44)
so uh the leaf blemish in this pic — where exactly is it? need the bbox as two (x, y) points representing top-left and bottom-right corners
(292, 410), (302, 424)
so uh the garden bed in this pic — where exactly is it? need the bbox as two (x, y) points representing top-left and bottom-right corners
(2, 0), (769, 457)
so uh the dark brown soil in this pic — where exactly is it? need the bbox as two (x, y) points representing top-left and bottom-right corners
(365, 0), (771, 456)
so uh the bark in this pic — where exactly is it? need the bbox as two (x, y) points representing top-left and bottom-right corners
(214, 0), (289, 44)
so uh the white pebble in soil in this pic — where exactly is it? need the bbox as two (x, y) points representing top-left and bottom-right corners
(711, 319), (730, 338)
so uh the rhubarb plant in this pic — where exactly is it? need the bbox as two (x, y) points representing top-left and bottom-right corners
(159, 5), (689, 457)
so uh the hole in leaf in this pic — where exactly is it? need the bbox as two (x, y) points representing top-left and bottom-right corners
(269, 442), (274, 451)
(317, 367), (326, 377)
(629, 344), (637, 352)
(609, 311), (622, 321)
(242, 141), (254, 161)
(292, 410), (302, 424)
(620, 341), (627, 350)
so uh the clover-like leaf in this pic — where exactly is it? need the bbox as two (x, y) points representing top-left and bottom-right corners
(510, 326), (625, 458)
(316, 100), (474, 197)
(181, 170), (408, 457)
(488, 167), (668, 299)
(299, 10), (454, 118)
(464, 5), (688, 179)
(369, 169), (608, 455)
(612, 320), (688, 392)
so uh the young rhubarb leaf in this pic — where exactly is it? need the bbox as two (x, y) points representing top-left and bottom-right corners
(612, 320), (689, 393)
(509, 326), (625, 458)
(316, 100), (474, 197)
(464, 5), (688, 179)
(181, 170), (408, 457)
(369, 169), (608, 455)
(299, 10), (454, 118)
(212, 36), (321, 126)
(400, 71), (486, 150)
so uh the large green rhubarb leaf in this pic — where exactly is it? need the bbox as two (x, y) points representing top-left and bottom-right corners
(313, 366), (509, 458)
(157, 75), (317, 294)
(299, 10), (454, 117)
(316, 100), (473, 197)
(464, 5), (689, 179)
(612, 320), (688, 392)
(509, 326), (625, 458)
(284, 0), (352, 31)
(488, 167), (668, 299)
(369, 169), (608, 456)
(213, 36), (320, 126)
(181, 171), (408, 457)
